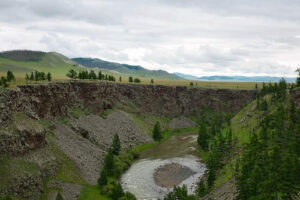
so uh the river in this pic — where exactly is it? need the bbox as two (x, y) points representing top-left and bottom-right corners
(120, 132), (207, 199)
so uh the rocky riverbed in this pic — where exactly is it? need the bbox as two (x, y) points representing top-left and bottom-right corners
(120, 132), (206, 199)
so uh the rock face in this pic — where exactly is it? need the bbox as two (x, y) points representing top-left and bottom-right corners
(0, 82), (257, 126)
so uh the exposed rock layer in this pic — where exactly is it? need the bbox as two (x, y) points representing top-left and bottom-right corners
(0, 82), (257, 125)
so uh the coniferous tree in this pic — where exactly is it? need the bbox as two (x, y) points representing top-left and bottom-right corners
(152, 121), (162, 141)
(66, 69), (77, 79)
(119, 76), (122, 82)
(34, 71), (39, 82)
(47, 72), (52, 81)
(6, 70), (15, 82)
(129, 76), (133, 83)
(30, 72), (34, 81)
(1, 76), (9, 88)
(111, 183), (124, 200)
(98, 167), (108, 187)
(25, 74), (29, 82)
(296, 68), (300, 86)
(151, 79), (154, 84)
(112, 134), (121, 156)
(197, 180), (207, 197)
(164, 185), (196, 200)
(197, 122), (209, 150)
(40, 72), (46, 80)
(56, 192), (63, 200)
(104, 149), (114, 176)
(98, 71), (102, 80)
(207, 168), (216, 188)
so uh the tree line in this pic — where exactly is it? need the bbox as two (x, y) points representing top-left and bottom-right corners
(25, 71), (52, 82)
(0, 70), (15, 88)
(66, 69), (157, 84)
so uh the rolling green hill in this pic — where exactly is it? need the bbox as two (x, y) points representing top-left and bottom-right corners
(0, 50), (82, 79)
(72, 57), (181, 80)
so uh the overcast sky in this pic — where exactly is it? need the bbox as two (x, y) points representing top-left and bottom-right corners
(0, 0), (300, 77)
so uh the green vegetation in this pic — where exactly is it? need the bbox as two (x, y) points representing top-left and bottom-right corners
(25, 71), (52, 83)
(152, 121), (162, 141)
(296, 68), (300, 87)
(235, 80), (300, 200)
(56, 192), (63, 200)
(112, 134), (121, 156)
(192, 78), (300, 200)
(66, 69), (116, 82)
(164, 185), (196, 200)
(0, 70), (16, 88)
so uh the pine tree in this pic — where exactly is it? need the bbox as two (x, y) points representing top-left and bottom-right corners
(207, 168), (216, 188)
(56, 191), (63, 200)
(6, 71), (15, 82)
(152, 121), (162, 141)
(151, 79), (154, 84)
(296, 68), (300, 87)
(35, 71), (39, 82)
(98, 167), (108, 187)
(30, 72), (34, 80)
(119, 76), (122, 82)
(25, 74), (29, 82)
(104, 149), (114, 176)
(112, 134), (121, 156)
(111, 183), (124, 200)
(40, 72), (46, 80)
(197, 122), (209, 150)
(0, 77), (9, 88)
(164, 185), (196, 200)
(66, 69), (77, 79)
(197, 180), (207, 197)
(129, 76), (133, 83)
(47, 72), (52, 81)
(98, 71), (102, 80)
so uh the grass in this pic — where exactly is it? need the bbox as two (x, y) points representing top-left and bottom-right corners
(0, 157), (40, 190)
(78, 185), (110, 200)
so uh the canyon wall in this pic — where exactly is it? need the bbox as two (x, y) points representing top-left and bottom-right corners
(0, 81), (257, 125)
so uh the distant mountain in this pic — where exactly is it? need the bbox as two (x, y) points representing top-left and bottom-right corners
(72, 57), (181, 79)
(0, 50), (80, 76)
(174, 72), (296, 82)
(173, 72), (200, 80)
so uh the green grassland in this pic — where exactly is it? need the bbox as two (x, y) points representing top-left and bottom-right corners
(0, 51), (263, 90)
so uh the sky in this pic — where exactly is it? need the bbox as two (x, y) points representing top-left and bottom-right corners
(0, 0), (300, 77)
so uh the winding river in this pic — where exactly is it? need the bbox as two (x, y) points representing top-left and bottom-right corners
(120, 132), (207, 199)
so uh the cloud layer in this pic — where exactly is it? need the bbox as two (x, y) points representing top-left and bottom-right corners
(0, 0), (299, 76)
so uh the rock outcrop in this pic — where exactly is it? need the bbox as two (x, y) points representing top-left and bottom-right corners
(0, 82), (257, 126)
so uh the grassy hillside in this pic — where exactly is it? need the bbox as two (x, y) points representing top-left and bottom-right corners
(0, 51), (81, 79)
(0, 50), (264, 90)
(72, 57), (181, 80)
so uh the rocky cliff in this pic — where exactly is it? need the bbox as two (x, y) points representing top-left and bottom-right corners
(0, 82), (257, 125)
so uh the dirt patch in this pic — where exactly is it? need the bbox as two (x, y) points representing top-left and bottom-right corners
(169, 117), (197, 130)
(154, 163), (196, 188)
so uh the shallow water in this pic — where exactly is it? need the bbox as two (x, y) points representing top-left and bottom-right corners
(120, 132), (207, 200)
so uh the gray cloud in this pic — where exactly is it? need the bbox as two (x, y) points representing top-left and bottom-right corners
(0, 0), (299, 77)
